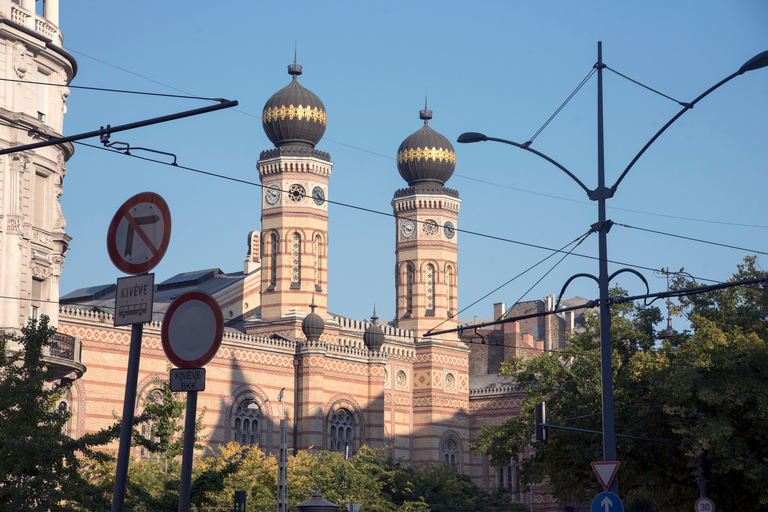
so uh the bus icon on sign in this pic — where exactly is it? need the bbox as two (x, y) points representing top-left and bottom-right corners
(119, 303), (148, 319)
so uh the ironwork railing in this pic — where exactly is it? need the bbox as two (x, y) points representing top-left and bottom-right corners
(50, 332), (75, 360)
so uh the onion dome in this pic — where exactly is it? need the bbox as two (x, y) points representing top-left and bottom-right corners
(396, 103), (456, 186)
(262, 56), (327, 149)
(301, 300), (324, 342)
(363, 308), (385, 351)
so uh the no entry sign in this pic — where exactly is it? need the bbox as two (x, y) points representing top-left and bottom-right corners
(107, 192), (171, 275)
(161, 291), (223, 368)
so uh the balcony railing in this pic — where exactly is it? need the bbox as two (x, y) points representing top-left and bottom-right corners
(9, 4), (62, 46)
(50, 332), (75, 360)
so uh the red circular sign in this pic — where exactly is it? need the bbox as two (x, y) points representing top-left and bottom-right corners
(695, 498), (715, 512)
(161, 291), (223, 368)
(107, 192), (171, 274)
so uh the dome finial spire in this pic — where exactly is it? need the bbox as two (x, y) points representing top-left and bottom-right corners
(288, 41), (303, 80)
(419, 87), (432, 125)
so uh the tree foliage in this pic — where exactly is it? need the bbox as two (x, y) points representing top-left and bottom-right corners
(129, 366), (207, 476)
(83, 444), (521, 511)
(0, 317), (123, 511)
(471, 258), (768, 511)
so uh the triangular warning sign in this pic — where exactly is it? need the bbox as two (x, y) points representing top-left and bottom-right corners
(591, 461), (620, 491)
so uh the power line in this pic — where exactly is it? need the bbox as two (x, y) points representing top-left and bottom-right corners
(72, 139), (751, 294)
(616, 223), (768, 256)
(0, 77), (222, 102)
(57, 48), (767, 231)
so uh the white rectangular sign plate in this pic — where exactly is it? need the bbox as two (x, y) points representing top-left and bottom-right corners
(170, 368), (206, 392)
(114, 274), (154, 326)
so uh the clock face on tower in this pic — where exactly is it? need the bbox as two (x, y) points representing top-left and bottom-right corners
(443, 221), (455, 239)
(265, 184), (281, 205)
(312, 186), (325, 205)
(400, 219), (415, 239)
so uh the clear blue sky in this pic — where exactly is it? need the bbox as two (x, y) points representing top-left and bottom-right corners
(58, 1), (768, 332)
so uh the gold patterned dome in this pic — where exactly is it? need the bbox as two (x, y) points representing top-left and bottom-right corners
(262, 57), (327, 148)
(396, 106), (456, 186)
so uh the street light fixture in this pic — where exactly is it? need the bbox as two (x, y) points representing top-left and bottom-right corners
(458, 42), (767, 496)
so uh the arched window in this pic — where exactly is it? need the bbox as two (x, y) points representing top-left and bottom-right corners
(291, 233), (301, 289)
(56, 390), (72, 436)
(496, 456), (519, 498)
(405, 263), (414, 317)
(269, 233), (278, 290)
(442, 436), (459, 466)
(140, 389), (164, 459)
(314, 235), (322, 291)
(235, 401), (260, 446)
(446, 265), (455, 317)
(426, 264), (435, 315)
(329, 408), (354, 457)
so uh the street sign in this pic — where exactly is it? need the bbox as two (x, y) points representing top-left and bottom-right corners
(695, 497), (715, 512)
(107, 192), (171, 275)
(114, 274), (154, 326)
(161, 291), (223, 368)
(170, 368), (206, 392)
(591, 461), (620, 491)
(591, 492), (623, 512)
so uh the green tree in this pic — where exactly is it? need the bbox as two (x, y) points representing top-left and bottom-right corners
(130, 366), (206, 485)
(0, 317), (124, 511)
(471, 262), (768, 511)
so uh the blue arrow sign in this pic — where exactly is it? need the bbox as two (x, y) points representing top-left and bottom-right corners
(591, 492), (623, 512)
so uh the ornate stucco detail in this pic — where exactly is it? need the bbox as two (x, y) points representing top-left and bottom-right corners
(54, 186), (66, 229)
(9, 153), (30, 217)
(12, 42), (28, 78)
(31, 264), (51, 279)
(8, 217), (29, 239)
(55, 71), (70, 114)
(31, 247), (50, 262)
(32, 228), (53, 246)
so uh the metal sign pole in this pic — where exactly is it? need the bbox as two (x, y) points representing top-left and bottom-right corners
(111, 323), (144, 512)
(177, 390), (198, 512)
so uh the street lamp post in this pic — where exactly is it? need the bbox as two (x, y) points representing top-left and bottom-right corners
(458, 42), (767, 497)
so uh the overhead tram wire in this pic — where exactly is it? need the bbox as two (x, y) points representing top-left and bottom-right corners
(51, 56), (768, 230)
(73, 139), (744, 289)
(616, 223), (768, 256)
(428, 230), (594, 334)
(502, 231), (592, 320)
(30, 60), (760, 279)
(0, 77), (224, 102)
(453, 174), (768, 229)
(427, 274), (768, 337)
(527, 67), (596, 144)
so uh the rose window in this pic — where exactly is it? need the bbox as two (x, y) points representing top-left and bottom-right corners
(288, 184), (306, 202)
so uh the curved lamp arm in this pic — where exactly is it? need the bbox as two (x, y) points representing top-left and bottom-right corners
(612, 50), (768, 194)
(457, 132), (593, 198)
(459, 50), (768, 199)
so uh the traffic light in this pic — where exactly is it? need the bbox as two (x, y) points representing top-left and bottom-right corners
(535, 402), (548, 442)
